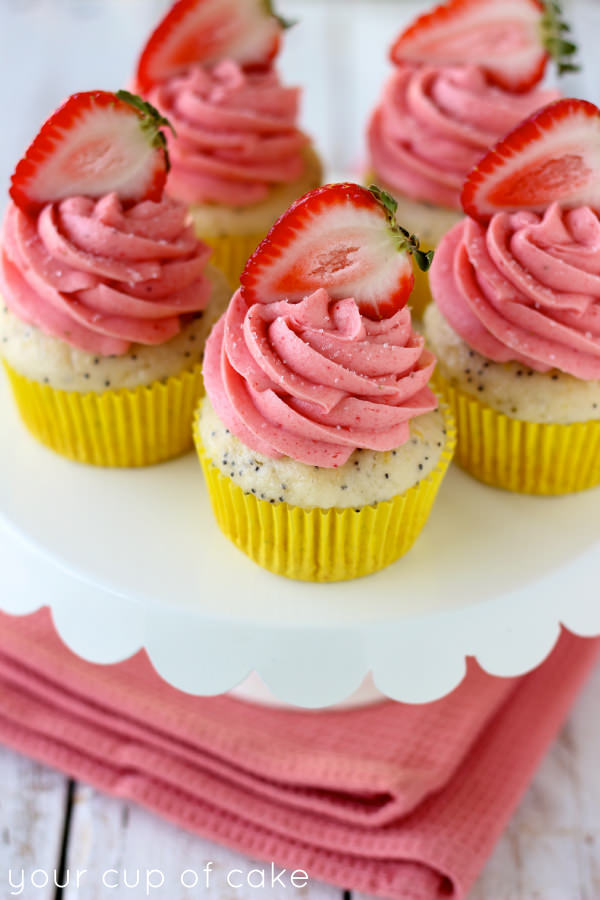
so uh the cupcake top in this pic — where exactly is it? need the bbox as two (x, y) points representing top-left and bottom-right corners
(369, 64), (558, 210)
(1, 90), (213, 356)
(145, 61), (308, 207)
(203, 183), (438, 467)
(204, 289), (436, 466)
(1, 194), (212, 356)
(135, 0), (308, 207)
(430, 98), (600, 380)
(431, 205), (600, 379)
(368, 0), (576, 210)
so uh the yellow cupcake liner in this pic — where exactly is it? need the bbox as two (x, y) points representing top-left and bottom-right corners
(408, 240), (435, 321)
(193, 405), (456, 582)
(4, 360), (205, 467)
(434, 371), (600, 495)
(199, 232), (267, 289)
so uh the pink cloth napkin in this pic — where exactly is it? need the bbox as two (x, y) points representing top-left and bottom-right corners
(0, 608), (597, 900)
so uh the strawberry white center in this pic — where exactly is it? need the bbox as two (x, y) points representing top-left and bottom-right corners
(25, 109), (158, 207)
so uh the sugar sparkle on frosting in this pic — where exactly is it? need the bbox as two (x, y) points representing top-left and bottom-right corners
(430, 203), (600, 380)
(0, 193), (212, 356)
(203, 287), (437, 467)
(146, 60), (308, 207)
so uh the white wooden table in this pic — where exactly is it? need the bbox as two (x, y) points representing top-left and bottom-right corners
(1, 661), (598, 900)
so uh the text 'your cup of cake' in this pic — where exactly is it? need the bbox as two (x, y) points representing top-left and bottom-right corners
(425, 97), (600, 495)
(195, 183), (457, 582)
(366, 0), (578, 317)
(132, 0), (323, 289)
(0, 90), (230, 466)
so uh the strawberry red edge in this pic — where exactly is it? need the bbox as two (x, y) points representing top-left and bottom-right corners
(240, 182), (432, 314)
(9, 90), (170, 216)
(460, 97), (600, 223)
(240, 183), (388, 306)
(136, 0), (282, 93)
(389, 0), (549, 94)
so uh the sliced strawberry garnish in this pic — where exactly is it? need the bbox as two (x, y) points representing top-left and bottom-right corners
(390, 0), (578, 93)
(10, 90), (172, 216)
(461, 98), (600, 223)
(136, 0), (285, 92)
(240, 183), (433, 319)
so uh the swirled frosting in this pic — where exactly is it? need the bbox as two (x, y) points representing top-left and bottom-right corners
(145, 60), (308, 207)
(430, 203), (600, 380)
(0, 192), (212, 356)
(368, 64), (559, 210)
(203, 287), (437, 467)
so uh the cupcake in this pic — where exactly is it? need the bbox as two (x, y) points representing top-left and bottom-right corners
(366, 0), (575, 316)
(1, 90), (229, 467)
(194, 183), (456, 581)
(133, 0), (322, 287)
(425, 98), (600, 495)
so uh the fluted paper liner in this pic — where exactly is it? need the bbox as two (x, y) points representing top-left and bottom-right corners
(434, 372), (600, 495)
(194, 405), (456, 582)
(198, 232), (267, 289)
(4, 360), (204, 467)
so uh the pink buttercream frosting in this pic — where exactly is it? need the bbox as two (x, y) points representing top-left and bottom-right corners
(0, 192), (213, 356)
(368, 64), (559, 210)
(145, 60), (308, 207)
(203, 287), (437, 467)
(430, 203), (600, 380)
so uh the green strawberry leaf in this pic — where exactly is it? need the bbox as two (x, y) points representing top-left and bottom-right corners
(542, 1), (580, 76)
(369, 183), (434, 271)
(264, 0), (297, 29)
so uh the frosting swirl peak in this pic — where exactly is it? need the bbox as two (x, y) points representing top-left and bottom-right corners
(146, 60), (308, 207)
(430, 203), (600, 379)
(203, 288), (437, 467)
(368, 64), (559, 210)
(0, 193), (212, 356)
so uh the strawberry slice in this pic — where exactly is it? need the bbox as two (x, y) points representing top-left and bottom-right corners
(10, 90), (172, 216)
(390, 0), (578, 93)
(240, 183), (433, 319)
(136, 0), (285, 92)
(461, 98), (600, 223)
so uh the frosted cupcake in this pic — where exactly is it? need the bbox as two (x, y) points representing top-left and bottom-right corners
(195, 183), (456, 581)
(425, 98), (600, 495)
(134, 0), (322, 286)
(1, 90), (229, 467)
(367, 0), (575, 315)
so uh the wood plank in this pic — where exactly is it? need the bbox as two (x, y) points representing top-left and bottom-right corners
(62, 784), (344, 900)
(0, 745), (69, 900)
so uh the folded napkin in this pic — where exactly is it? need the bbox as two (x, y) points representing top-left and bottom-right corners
(0, 608), (597, 900)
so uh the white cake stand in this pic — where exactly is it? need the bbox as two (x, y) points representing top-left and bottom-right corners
(1, 374), (599, 708)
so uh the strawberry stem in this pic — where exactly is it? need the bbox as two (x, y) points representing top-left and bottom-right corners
(263, 0), (297, 30)
(116, 90), (175, 172)
(369, 185), (434, 272)
(542, 1), (580, 77)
